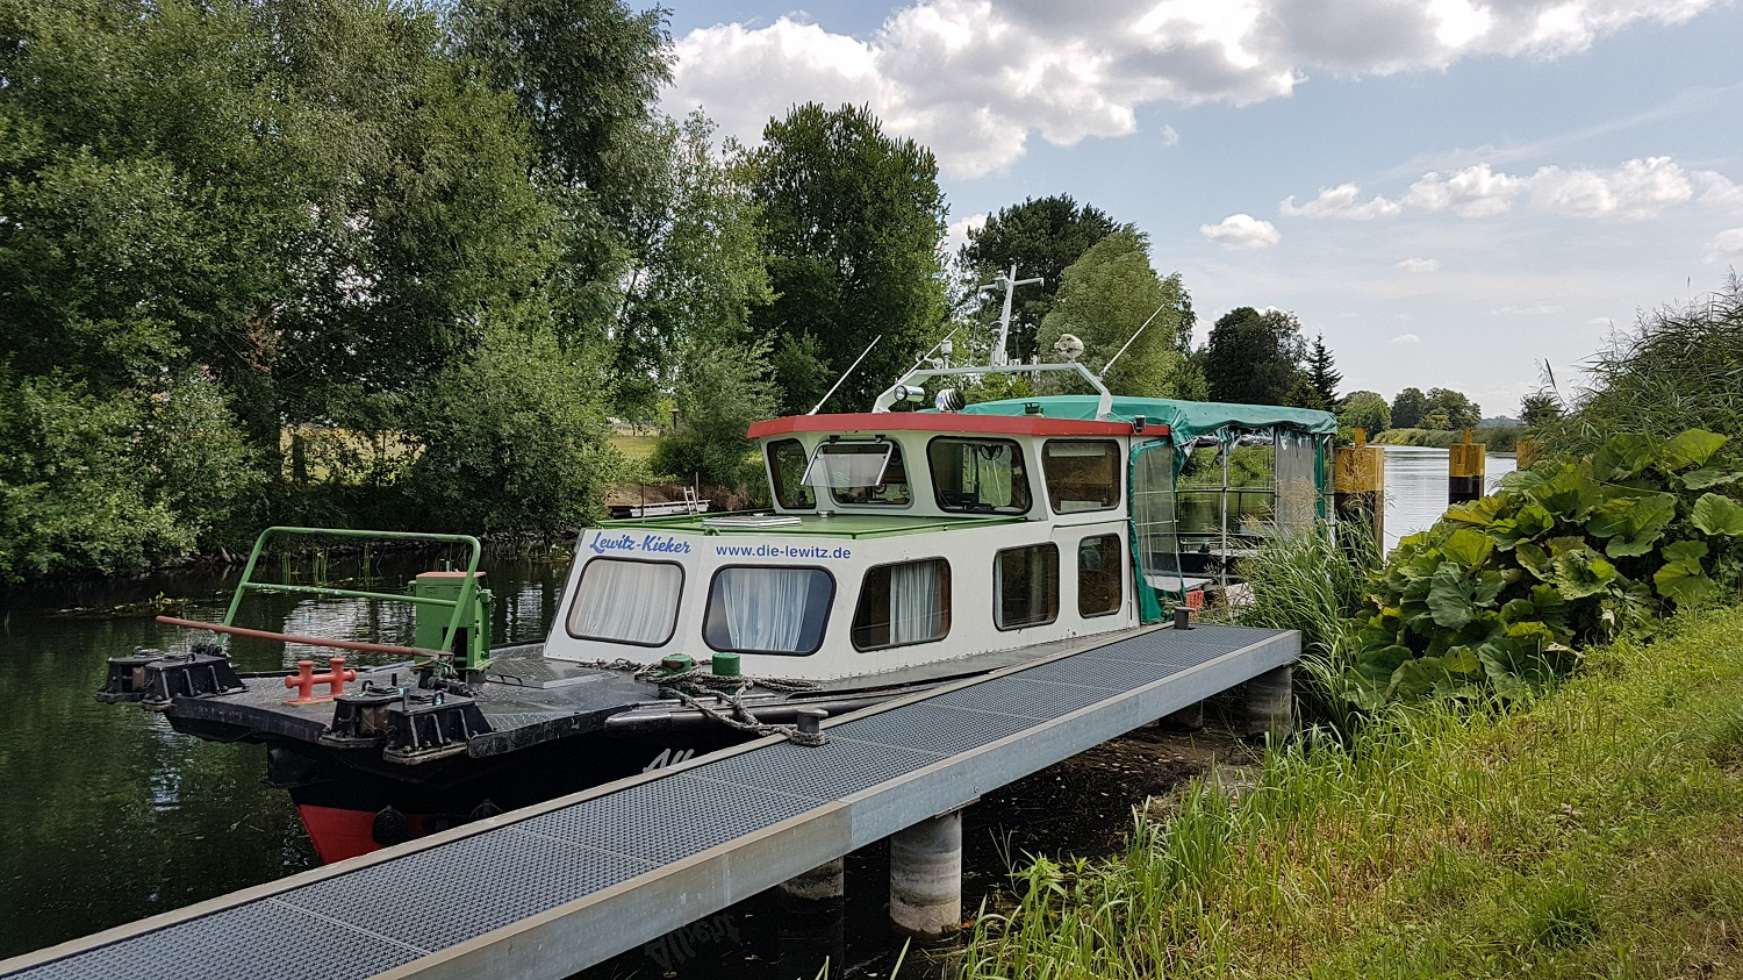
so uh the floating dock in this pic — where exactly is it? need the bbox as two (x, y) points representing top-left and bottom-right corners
(2, 624), (1297, 980)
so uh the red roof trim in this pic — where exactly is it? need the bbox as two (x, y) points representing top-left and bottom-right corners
(746, 412), (1170, 440)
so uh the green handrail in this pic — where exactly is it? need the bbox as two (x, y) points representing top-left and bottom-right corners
(223, 527), (483, 663)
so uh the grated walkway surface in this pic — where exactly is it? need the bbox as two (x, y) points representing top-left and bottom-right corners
(4, 625), (1294, 980)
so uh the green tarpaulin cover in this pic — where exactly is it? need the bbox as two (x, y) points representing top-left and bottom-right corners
(958, 394), (1337, 446)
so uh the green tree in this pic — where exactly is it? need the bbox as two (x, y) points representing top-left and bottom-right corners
(1391, 387), (1429, 428)
(1520, 390), (1563, 429)
(1306, 334), (1342, 409)
(1035, 231), (1195, 397)
(1203, 307), (1307, 405)
(403, 314), (619, 536)
(611, 111), (772, 419)
(1424, 387), (1482, 430)
(957, 195), (1120, 362)
(652, 337), (781, 490)
(1339, 390), (1392, 434)
(0, 0), (559, 473)
(748, 102), (948, 415)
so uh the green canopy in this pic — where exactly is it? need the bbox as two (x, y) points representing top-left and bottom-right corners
(958, 394), (1337, 447)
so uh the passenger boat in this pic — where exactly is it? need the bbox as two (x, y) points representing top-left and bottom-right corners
(98, 350), (1334, 862)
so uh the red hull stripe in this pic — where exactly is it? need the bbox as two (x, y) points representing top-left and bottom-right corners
(746, 412), (1169, 440)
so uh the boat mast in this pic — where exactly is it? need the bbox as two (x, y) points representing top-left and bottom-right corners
(982, 264), (1042, 366)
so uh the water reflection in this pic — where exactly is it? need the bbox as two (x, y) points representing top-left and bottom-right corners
(1380, 445), (1515, 554)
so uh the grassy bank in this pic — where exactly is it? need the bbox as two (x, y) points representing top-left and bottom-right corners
(956, 604), (1743, 978)
(1373, 426), (1521, 452)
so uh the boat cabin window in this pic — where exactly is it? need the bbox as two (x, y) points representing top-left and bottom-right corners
(852, 558), (951, 651)
(703, 566), (834, 656)
(1042, 440), (1121, 513)
(927, 438), (1031, 514)
(766, 439), (815, 509)
(567, 559), (683, 646)
(804, 441), (912, 507)
(994, 543), (1058, 630)
(1077, 534), (1123, 617)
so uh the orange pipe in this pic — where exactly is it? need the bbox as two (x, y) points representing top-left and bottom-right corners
(154, 616), (448, 660)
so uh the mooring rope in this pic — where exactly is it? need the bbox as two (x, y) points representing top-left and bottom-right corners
(576, 658), (828, 746)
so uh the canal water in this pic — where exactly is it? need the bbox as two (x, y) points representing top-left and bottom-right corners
(0, 446), (1509, 970)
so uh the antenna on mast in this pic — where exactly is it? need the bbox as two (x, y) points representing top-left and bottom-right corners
(1098, 301), (1168, 380)
(809, 334), (883, 415)
(979, 264), (1043, 366)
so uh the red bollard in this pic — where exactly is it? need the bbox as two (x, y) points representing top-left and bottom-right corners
(284, 657), (358, 705)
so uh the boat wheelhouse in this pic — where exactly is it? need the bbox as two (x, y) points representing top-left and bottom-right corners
(545, 395), (1336, 682)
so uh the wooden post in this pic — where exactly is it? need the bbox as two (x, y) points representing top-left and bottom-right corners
(1449, 428), (1486, 504)
(1334, 428), (1384, 557)
(1516, 437), (1541, 469)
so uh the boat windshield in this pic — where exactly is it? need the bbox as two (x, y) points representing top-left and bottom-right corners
(802, 441), (911, 506)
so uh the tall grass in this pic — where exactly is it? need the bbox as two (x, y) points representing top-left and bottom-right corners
(1538, 275), (1743, 459)
(954, 605), (1743, 979)
(1229, 521), (1374, 728)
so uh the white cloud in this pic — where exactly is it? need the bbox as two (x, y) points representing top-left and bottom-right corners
(1405, 163), (1524, 217)
(1280, 183), (1402, 219)
(666, 0), (1720, 178)
(1396, 257), (1441, 273)
(944, 211), (988, 256)
(1285, 156), (1735, 223)
(1708, 227), (1743, 263)
(1200, 213), (1281, 249)
(1159, 124), (1181, 146)
(1492, 302), (1567, 316)
(1391, 333), (1422, 344)
(1529, 156), (1692, 219)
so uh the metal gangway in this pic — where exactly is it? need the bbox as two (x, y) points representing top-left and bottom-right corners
(2, 624), (1298, 980)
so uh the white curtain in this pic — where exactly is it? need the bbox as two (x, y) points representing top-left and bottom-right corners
(721, 567), (817, 652)
(1275, 431), (1319, 534)
(570, 561), (681, 644)
(889, 561), (944, 644)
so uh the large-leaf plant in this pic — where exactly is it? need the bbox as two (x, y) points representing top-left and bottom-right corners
(1349, 429), (1743, 706)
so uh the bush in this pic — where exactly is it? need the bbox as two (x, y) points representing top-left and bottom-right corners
(652, 337), (780, 492)
(402, 319), (620, 536)
(0, 371), (187, 578)
(1347, 428), (1743, 708)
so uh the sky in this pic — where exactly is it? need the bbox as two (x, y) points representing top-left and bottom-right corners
(659, 1), (1743, 418)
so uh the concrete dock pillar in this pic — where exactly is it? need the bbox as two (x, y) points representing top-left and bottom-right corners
(890, 810), (962, 940)
(1449, 429), (1486, 504)
(1244, 665), (1294, 741)
(778, 857), (844, 905)
(777, 858), (846, 975)
(1160, 700), (1205, 730)
(1334, 429), (1385, 560)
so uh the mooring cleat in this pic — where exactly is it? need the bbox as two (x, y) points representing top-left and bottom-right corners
(136, 650), (246, 711)
(96, 649), (170, 704)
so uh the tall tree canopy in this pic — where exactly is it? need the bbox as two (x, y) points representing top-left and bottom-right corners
(1339, 390), (1392, 434)
(957, 195), (1120, 362)
(1306, 334), (1342, 409)
(1391, 387), (1429, 428)
(747, 102), (948, 415)
(1035, 230), (1201, 399)
(1202, 307), (1308, 406)
(1422, 387), (1483, 430)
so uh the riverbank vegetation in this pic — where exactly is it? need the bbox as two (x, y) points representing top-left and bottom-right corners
(1373, 426), (1522, 452)
(956, 604), (1743, 978)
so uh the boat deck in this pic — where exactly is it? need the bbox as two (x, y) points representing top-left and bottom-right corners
(4, 624), (1297, 980)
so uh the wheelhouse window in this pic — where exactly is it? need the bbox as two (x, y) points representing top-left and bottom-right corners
(1043, 440), (1121, 514)
(766, 439), (815, 509)
(852, 559), (951, 651)
(703, 566), (834, 656)
(567, 559), (683, 646)
(994, 544), (1059, 630)
(1078, 535), (1123, 617)
(927, 438), (1031, 514)
(806, 441), (912, 507)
